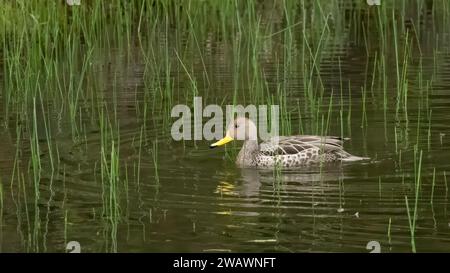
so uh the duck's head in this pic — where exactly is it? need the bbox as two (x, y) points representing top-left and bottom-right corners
(210, 117), (257, 148)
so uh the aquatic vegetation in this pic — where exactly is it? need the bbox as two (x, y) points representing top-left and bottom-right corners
(405, 148), (423, 253)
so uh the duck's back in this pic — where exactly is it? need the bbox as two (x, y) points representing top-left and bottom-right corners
(254, 135), (368, 168)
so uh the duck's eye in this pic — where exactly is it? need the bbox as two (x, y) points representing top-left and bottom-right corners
(234, 124), (239, 129)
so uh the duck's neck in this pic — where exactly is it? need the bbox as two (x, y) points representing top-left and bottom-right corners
(236, 140), (259, 167)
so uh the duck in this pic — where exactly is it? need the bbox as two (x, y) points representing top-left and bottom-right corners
(210, 117), (368, 168)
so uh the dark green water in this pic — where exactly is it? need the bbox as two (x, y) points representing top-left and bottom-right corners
(1, 1), (450, 253)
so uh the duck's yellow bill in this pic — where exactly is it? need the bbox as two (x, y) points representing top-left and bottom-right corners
(210, 135), (234, 148)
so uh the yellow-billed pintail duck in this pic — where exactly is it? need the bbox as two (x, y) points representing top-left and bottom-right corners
(210, 117), (369, 168)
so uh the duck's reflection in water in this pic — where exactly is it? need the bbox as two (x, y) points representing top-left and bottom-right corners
(216, 164), (348, 198)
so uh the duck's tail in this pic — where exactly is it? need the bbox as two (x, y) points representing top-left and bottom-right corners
(341, 154), (370, 162)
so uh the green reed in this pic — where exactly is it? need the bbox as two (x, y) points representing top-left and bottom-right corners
(64, 209), (68, 252)
(361, 86), (367, 128)
(98, 104), (121, 252)
(152, 140), (160, 185)
(405, 147), (423, 253)
(444, 171), (448, 193)
(0, 180), (3, 229)
(30, 98), (41, 201)
(430, 168), (436, 204)
(387, 217), (392, 245)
